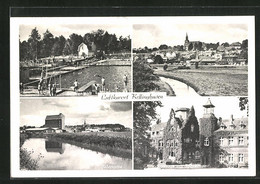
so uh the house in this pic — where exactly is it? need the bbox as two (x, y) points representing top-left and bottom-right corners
(230, 42), (241, 49)
(149, 98), (249, 168)
(151, 106), (200, 164)
(77, 43), (89, 58)
(151, 121), (166, 159)
(25, 127), (56, 133)
(45, 113), (65, 130)
(214, 116), (248, 167)
(163, 107), (200, 164)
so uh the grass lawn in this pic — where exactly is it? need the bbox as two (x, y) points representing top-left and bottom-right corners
(154, 65), (248, 96)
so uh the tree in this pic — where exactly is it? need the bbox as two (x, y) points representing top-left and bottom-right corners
(222, 42), (230, 47)
(27, 27), (41, 60)
(239, 97), (248, 117)
(154, 55), (163, 64)
(159, 44), (168, 50)
(134, 101), (162, 169)
(63, 39), (72, 55)
(69, 33), (83, 55)
(241, 39), (248, 50)
(40, 29), (54, 57)
(51, 35), (66, 56)
(133, 61), (160, 92)
(20, 40), (29, 61)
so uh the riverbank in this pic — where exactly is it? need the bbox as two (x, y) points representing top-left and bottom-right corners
(154, 65), (248, 96)
(24, 132), (132, 159)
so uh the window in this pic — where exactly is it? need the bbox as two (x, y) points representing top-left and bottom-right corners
(238, 137), (244, 145)
(195, 151), (200, 159)
(171, 151), (174, 157)
(156, 131), (159, 135)
(191, 124), (194, 132)
(195, 140), (200, 147)
(220, 137), (224, 146)
(166, 140), (170, 147)
(228, 153), (234, 163)
(219, 153), (224, 163)
(204, 137), (209, 146)
(238, 154), (244, 163)
(158, 140), (163, 147)
(170, 140), (174, 147)
(152, 132), (155, 135)
(228, 136), (234, 146)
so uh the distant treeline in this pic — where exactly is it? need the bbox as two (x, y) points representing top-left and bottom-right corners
(134, 39), (248, 53)
(20, 28), (131, 61)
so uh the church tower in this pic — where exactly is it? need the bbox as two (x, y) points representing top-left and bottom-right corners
(199, 98), (218, 166)
(184, 32), (190, 51)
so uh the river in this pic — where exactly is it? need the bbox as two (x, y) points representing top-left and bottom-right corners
(22, 138), (132, 170)
(159, 76), (200, 96)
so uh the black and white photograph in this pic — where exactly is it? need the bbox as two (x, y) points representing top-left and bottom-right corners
(133, 24), (249, 96)
(19, 23), (132, 96)
(19, 98), (132, 170)
(10, 16), (255, 178)
(134, 97), (250, 171)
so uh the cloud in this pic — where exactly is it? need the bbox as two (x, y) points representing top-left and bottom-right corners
(110, 102), (132, 112)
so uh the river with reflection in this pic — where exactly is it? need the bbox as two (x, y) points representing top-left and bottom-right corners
(159, 76), (200, 97)
(22, 138), (132, 170)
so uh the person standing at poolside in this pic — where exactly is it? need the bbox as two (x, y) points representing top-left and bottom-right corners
(123, 74), (128, 92)
(74, 80), (78, 92)
(101, 77), (105, 92)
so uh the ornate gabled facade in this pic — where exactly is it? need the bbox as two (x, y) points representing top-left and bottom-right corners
(150, 106), (200, 164)
(149, 98), (249, 168)
(163, 106), (200, 164)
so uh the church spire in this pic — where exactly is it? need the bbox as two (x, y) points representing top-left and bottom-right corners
(186, 32), (188, 41)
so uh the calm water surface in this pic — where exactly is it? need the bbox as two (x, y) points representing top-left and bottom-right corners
(159, 76), (200, 96)
(22, 138), (132, 170)
(61, 66), (131, 92)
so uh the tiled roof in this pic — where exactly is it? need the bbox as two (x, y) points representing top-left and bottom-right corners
(151, 122), (167, 131)
(46, 114), (63, 120)
(215, 117), (248, 132)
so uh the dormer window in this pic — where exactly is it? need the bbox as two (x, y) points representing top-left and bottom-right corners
(229, 123), (236, 129)
(220, 123), (227, 130)
(239, 121), (246, 129)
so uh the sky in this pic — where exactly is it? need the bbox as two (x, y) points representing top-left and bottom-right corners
(20, 98), (132, 128)
(133, 24), (248, 48)
(154, 97), (247, 124)
(19, 24), (131, 42)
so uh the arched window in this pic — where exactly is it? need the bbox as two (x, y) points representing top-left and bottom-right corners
(191, 124), (194, 132)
